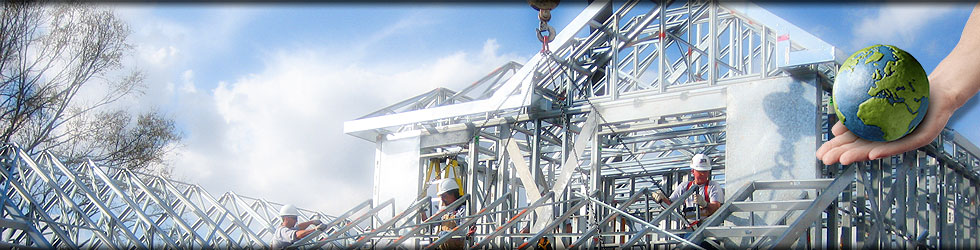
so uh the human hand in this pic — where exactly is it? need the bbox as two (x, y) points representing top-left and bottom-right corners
(650, 191), (667, 203)
(818, 2), (980, 165)
(817, 60), (963, 165)
(316, 224), (329, 231)
(310, 219), (322, 225)
(467, 225), (477, 237)
(693, 194), (708, 208)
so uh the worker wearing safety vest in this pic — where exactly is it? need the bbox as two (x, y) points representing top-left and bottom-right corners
(270, 204), (327, 249)
(650, 154), (725, 224)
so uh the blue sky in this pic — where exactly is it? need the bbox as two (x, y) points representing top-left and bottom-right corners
(761, 3), (979, 140)
(105, 2), (978, 213)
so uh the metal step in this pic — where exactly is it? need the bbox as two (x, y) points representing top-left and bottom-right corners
(729, 200), (815, 212)
(686, 165), (856, 249)
(752, 179), (833, 190)
(704, 225), (789, 238)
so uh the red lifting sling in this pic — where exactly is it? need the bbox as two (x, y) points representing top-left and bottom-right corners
(686, 181), (710, 203)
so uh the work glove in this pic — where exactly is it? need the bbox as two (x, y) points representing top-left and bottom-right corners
(310, 219), (322, 225)
(316, 224), (329, 231)
(650, 191), (667, 203)
(694, 194), (708, 208)
(466, 225), (477, 237)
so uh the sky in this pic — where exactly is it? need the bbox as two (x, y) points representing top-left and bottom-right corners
(96, 2), (979, 215)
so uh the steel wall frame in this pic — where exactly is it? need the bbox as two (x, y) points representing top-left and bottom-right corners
(1, 0), (977, 249)
(340, 0), (820, 248)
(821, 128), (980, 249)
(339, 0), (980, 249)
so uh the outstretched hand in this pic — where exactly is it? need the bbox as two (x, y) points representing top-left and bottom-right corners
(819, 1), (980, 166)
(817, 67), (962, 165)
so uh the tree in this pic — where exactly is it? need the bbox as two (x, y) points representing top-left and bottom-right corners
(1, 1), (180, 175)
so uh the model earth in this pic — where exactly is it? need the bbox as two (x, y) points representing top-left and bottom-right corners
(832, 44), (929, 142)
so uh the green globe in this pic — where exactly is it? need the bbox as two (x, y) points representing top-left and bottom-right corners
(832, 44), (929, 142)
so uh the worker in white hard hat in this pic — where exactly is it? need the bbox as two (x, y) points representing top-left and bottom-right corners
(270, 204), (326, 249)
(425, 178), (466, 250)
(649, 154), (725, 225)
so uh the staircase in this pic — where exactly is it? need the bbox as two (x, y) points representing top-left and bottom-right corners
(685, 165), (856, 249)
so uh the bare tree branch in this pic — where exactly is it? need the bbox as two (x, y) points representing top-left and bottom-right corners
(1, 2), (181, 175)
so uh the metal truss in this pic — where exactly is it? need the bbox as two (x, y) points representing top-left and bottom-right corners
(343, 0), (807, 141)
(0, 144), (359, 249)
(339, 0), (980, 249)
(2, 0), (977, 249)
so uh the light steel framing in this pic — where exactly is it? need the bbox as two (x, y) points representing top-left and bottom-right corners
(1, 0), (978, 249)
(340, 0), (980, 249)
(0, 144), (366, 249)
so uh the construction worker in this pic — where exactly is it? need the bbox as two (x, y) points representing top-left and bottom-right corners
(429, 178), (466, 250)
(270, 204), (327, 249)
(650, 154), (725, 224)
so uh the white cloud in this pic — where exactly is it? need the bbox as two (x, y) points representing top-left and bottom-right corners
(850, 3), (959, 48)
(146, 45), (180, 66)
(351, 11), (437, 58)
(109, 5), (256, 111)
(105, 5), (529, 215)
(379, 39), (520, 103)
(167, 39), (525, 214)
(180, 70), (196, 93)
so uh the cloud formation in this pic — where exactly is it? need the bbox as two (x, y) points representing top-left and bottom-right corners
(165, 39), (524, 214)
(849, 3), (959, 49)
(108, 5), (529, 214)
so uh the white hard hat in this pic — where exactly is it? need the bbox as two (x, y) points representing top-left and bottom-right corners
(690, 154), (712, 171)
(279, 204), (299, 217)
(435, 178), (460, 196)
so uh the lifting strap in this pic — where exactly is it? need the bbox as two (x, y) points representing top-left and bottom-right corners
(421, 157), (466, 198)
(683, 181), (711, 229)
(686, 181), (711, 204)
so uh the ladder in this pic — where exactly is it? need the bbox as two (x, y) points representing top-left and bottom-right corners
(684, 165), (856, 249)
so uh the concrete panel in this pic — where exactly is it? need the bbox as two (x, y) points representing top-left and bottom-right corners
(374, 131), (422, 222)
(726, 74), (822, 225)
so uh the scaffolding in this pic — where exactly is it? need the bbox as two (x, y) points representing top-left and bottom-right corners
(1, 0), (978, 249)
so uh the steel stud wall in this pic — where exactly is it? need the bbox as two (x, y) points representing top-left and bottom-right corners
(1, 0), (977, 249)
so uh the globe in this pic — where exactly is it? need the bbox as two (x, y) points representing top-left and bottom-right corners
(833, 44), (929, 142)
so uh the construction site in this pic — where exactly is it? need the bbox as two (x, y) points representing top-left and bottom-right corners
(2, 0), (979, 249)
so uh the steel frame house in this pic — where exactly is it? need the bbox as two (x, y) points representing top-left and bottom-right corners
(340, 0), (980, 249)
(1, 0), (978, 249)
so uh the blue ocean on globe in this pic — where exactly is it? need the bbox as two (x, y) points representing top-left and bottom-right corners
(832, 45), (929, 142)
